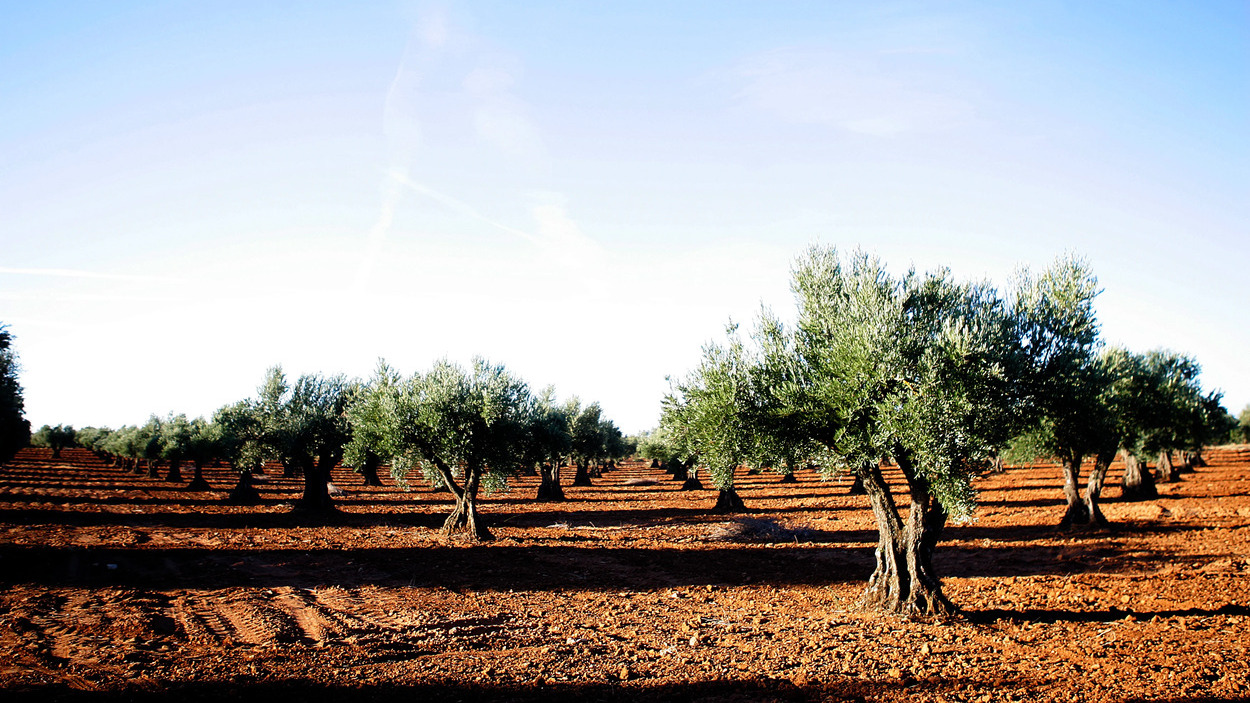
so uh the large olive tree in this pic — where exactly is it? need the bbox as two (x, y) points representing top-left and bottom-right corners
(674, 247), (1085, 616)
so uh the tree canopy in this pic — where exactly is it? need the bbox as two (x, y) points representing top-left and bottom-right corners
(0, 325), (29, 464)
(350, 358), (535, 540)
(664, 247), (1104, 615)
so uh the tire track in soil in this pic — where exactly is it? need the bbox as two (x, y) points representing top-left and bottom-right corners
(309, 588), (538, 655)
(269, 586), (362, 644)
(174, 590), (305, 646)
(3, 592), (71, 666)
(308, 587), (430, 656)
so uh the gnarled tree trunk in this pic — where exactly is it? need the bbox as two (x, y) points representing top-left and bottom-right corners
(571, 460), (592, 487)
(1121, 450), (1157, 500)
(536, 461), (565, 502)
(858, 457), (956, 617)
(296, 454), (337, 513)
(680, 465), (704, 491)
(164, 458), (183, 483)
(228, 468), (262, 504)
(442, 464), (493, 541)
(1058, 452), (1090, 527)
(1081, 448), (1115, 527)
(1157, 450), (1176, 483)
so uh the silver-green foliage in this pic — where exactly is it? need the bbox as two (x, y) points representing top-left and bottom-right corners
(350, 357), (533, 495)
(780, 248), (1034, 518)
(662, 323), (760, 491)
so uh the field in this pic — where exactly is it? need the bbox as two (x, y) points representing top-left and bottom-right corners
(1, 447), (1248, 702)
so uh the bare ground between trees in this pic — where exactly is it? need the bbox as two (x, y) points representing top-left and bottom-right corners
(1, 447), (1248, 702)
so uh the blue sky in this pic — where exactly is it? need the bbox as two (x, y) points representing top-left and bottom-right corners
(2, 1), (1247, 433)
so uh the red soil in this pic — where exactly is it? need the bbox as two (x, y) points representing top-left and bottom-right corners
(1, 446), (1248, 702)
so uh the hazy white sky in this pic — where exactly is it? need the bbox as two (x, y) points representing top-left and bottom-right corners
(2, 1), (1247, 433)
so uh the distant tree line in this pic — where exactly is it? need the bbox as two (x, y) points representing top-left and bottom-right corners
(19, 359), (632, 541)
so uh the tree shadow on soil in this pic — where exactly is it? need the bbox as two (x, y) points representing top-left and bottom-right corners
(0, 529), (1209, 592)
(966, 603), (1249, 625)
(0, 542), (877, 591)
(0, 673), (1068, 703)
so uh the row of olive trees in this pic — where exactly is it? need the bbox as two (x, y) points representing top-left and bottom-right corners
(1005, 345), (1230, 526)
(340, 360), (629, 540)
(659, 246), (1231, 616)
(47, 360), (630, 540)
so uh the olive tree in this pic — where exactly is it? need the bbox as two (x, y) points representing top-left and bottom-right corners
(0, 325), (30, 465)
(31, 424), (78, 459)
(352, 358), (534, 541)
(277, 372), (354, 513)
(568, 401), (603, 487)
(184, 417), (223, 490)
(635, 425), (697, 483)
(343, 363), (402, 488)
(1114, 349), (1224, 493)
(527, 387), (573, 502)
(1000, 258), (1111, 527)
(683, 247), (1074, 616)
(213, 400), (269, 503)
(1235, 405), (1250, 444)
(137, 416), (164, 478)
(159, 414), (192, 483)
(75, 427), (113, 462)
(662, 324), (760, 512)
(102, 425), (139, 471)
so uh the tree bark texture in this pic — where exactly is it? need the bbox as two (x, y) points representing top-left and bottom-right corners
(1121, 451), (1157, 500)
(1082, 449), (1115, 527)
(1058, 452), (1090, 528)
(857, 458), (956, 617)
(441, 465), (493, 541)
(296, 455), (337, 513)
(1157, 450), (1176, 483)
